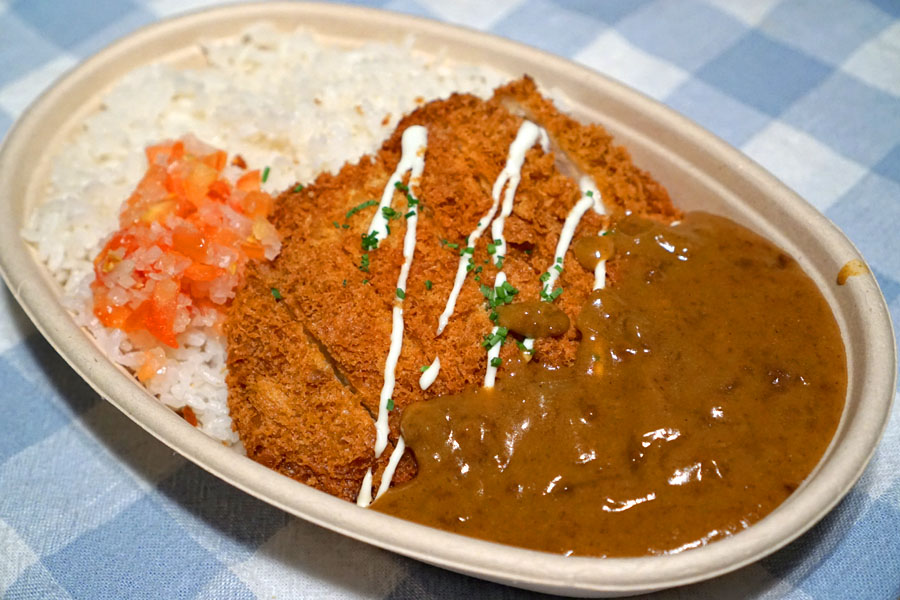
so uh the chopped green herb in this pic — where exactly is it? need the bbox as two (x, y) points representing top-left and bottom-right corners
(440, 239), (460, 250)
(490, 357), (503, 368)
(487, 242), (497, 255)
(489, 311), (498, 322)
(332, 221), (340, 229)
(516, 340), (528, 352)
(495, 256), (505, 269)
(386, 398), (395, 411)
(602, 230), (610, 236)
(475, 266), (483, 274)
(342, 279), (347, 287)
(382, 206), (399, 220)
(396, 287), (406, 300)
(361, 231), (379, 251)
(481, 327), (509, 348)
(406, 193), (419, 207)
(524, 248), (533, 255)
(292, 183), (304, 192)
(262, 166), (270, 183)
(554, 264), (563, 273)
(460, 246), (474, 256)
(419, 365), (429, 372)
(404, 210), (415, 219)
(346, 199), (378, 220)
(359, 253), (370, 272)
(394, 181), (409, 193)
(362, 279), (369, 285)
(539, 272), (551, 283)
(425, 280), (433, 290)
(556, 256), (563, 263)
(586, 190), (593, 197)
(342, 224), (350, 229)
(474, 275), (480, 281)
(270, 288), (282, 301)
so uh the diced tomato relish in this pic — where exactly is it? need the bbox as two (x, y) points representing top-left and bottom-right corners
(91, 136), (280, 355)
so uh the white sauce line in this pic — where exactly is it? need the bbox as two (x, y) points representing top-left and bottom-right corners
(521, 176), (607, 353)
(578, 176), (609, 291)
(484, 273), (506, 388)
(357, 125), (427, 507)
(355, 469), (374, 507)
(375, 437), (406, 500)
(436, 121), (548, 336)
(490, 122), (549, 266)
(419, 356), (441, 390)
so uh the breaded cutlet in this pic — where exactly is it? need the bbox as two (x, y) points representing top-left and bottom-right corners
(225, 76), (679, 502)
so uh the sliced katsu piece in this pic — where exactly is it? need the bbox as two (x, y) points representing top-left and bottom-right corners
(226, 77), (679, 502)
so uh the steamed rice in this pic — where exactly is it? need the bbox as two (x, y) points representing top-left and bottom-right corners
(22, 23), (503, 445)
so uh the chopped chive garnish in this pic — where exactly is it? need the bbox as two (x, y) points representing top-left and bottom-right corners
(361, 231), (379, 251)
(342, 279), (347, 287)
(419, 365), (429, 372)
(346, 199), (378, 220)
(394, 181), (409, 193)
(490, 357), (502, 368)
(396, 287), (406, 300)
(262, 166), (270, 183)
(602, 230), (610, 236)
(554, 264), (563, 273)
(539, 272), (550, 283)
(586, 190), (593, 197)
(489, 311), (498, 322)
(270, 288), (282, 301)
(440, 239), (460, 250)
(425, 280), (433, 290)
(359, 253), (370, 272)
(342, 224), (350, 229)
(404, 210), (415, 219)
(292, 183), (304, 192)
(332, 221), (340, 229)
(460, 246), (474, 256)
(496, 256), (505, 269)
(556, 257), (563, 263)
(406, 193), (419, 207)
(524, 248), (533, 255)
(362, 279), (369, 285)
(382, 206), (399, 219)
(386, 398), (395, 411)
(516, 340), (527, 352)
(487, 242), (497, 255)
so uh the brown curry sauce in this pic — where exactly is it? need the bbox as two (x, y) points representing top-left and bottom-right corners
(372, 211), (846, 557)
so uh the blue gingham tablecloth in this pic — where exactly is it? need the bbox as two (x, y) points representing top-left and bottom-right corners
(1, 0), (898, 598)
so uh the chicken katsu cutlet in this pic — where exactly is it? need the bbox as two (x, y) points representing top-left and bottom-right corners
(225, 76), (679, 502)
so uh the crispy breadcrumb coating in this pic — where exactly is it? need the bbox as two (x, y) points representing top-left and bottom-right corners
(225, 77), (679, 501)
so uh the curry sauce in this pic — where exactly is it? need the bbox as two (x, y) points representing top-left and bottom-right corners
(372, 212), (846, 556)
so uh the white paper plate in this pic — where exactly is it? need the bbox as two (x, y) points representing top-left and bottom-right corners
(0, 3), (895, 596)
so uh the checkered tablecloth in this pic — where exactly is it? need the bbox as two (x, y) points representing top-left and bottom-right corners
(1, 1), (898, 598)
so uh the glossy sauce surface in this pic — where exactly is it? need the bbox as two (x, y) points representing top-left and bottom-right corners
(373, 212), (846, 557)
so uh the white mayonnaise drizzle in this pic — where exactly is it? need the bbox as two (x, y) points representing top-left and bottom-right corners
(483, 273), (506, 388)
(375, 437), (406, 500)
(436, 120), (549, 335)
(357, 125), (427, 508)
(490, 122), (549, 266)
(367, 126), (428, 247)
(578, 176), (609, 291)
(355, 469), (373, 507)
(419, 356), (441, 390)
(520, 176), (607, 354)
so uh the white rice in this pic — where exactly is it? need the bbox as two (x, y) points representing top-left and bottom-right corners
(22, 23), (503, 445)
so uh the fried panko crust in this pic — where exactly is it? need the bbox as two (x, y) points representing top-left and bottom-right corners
(225, 77), (679, 501)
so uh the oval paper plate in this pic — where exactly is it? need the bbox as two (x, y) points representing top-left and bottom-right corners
(0, 3), (895, 597)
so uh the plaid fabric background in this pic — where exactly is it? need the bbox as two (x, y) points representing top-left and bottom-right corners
(1, 1), (898, 598)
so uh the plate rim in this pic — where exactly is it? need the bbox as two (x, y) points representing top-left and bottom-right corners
(0, 2), (896, 596)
